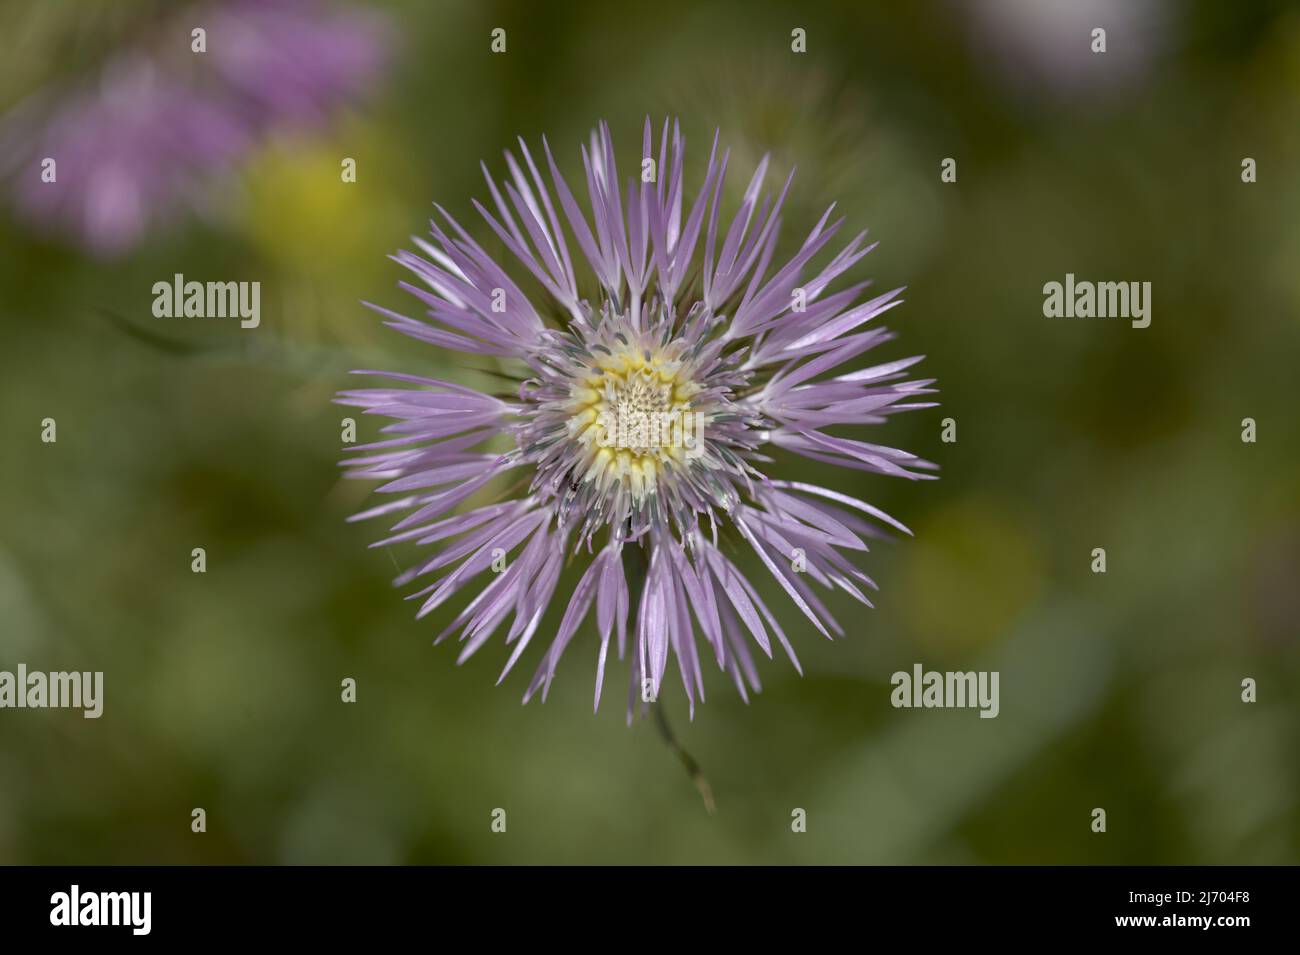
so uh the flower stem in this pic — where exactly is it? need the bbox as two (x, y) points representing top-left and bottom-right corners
(652, 701), (716, 814)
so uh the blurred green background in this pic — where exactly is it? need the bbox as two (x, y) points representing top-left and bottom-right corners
(1, 0), (1297, 864)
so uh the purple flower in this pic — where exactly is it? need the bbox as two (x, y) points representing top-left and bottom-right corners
(339, 120), (937, 720)
(204, 0), (390, 129)
(0, 0), (389, 256)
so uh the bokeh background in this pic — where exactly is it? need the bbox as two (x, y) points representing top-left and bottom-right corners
(1, 0), (1297, 864)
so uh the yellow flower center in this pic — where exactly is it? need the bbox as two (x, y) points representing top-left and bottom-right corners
(566, 344), (702, 501)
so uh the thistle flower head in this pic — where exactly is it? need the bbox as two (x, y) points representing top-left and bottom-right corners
(339, 119), (937, 719)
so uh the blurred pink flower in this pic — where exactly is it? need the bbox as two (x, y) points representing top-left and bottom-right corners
(0, 0), (390, 256)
